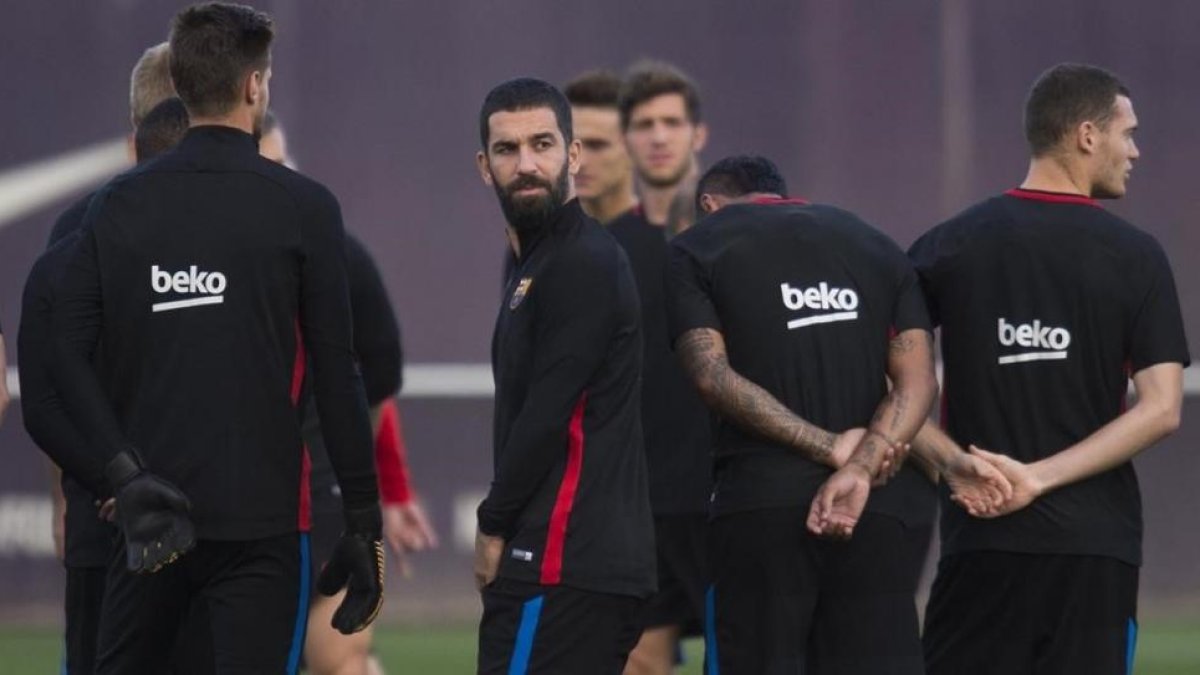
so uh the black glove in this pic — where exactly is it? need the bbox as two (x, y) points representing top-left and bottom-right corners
(105, 450), (196, 574)
(316, 505), (385, 634)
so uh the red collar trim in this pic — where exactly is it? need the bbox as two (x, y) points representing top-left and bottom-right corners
(1004, 188), (1101, 208)
(750, 197), (810, 206)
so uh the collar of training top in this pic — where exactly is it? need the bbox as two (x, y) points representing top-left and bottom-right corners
(1004, 187), (1102, 208)
(181, 124), (260, 153)
(750, 196), (810, 206)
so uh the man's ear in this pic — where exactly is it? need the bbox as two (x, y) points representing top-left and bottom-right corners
(245, 70), (263, 106)
(1076, 120), (1098, 156)
(692, 122), (709, 153)
(476, 151), (494, 187)
(567, 138), (582, 176)
(699, 193), (719, 215)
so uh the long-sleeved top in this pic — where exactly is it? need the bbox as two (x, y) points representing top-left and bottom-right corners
(479, 199), (656, 598)
(51, 125), (378, 540)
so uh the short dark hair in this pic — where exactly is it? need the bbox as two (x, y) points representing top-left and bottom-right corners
(135, 97), (190, 162)
(618, 60), (701, 129)
(564, 70), (622, 109)
(169, 2), (274, 118)
(1025, 63), (1130, 156)
(479, 78), (573, 150)
(697, 156), (788, 205)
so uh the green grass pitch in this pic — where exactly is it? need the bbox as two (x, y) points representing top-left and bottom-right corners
(0, 620), (1196, 673)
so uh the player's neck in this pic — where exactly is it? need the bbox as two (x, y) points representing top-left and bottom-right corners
(583, 186), (638, 225)
(637, 181), (681, 226)
(189, 109), (257, 137)
(1020, 156), (1093, 197)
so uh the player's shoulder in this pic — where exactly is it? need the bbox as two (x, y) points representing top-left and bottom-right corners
(251, 155), (341, 212)
(924, 194), (1008, 239)
(1084, 207), (1164, 256)
(48, 191), (94, 246)
(26, 230), (82, 302)
(908, 194), (1012, 261)
(547, 206), (628, 281)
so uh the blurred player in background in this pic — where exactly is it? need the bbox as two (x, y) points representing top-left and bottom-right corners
(561, 64), (714, 675)
(258, 111), (439, 675)
(669, 155), (941, 674)
(563, 70), (637, 224)
(26, 41), (180, 673)
(912, 63), (1189, 675)
(51, 4), (384, 672)
(619, 61), (707, 227)
(23, 96), (190, 675)
(474, 77), (656, 674)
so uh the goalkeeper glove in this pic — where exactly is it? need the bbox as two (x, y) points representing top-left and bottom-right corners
(105, 450), (196, 574)
(316, 504), (385, 634)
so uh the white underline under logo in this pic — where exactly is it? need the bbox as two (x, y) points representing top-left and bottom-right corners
(152, 296), (225, 313)
(787, 311), (859, 329)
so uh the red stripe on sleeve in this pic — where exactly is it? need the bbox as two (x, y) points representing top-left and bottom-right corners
(298, 445), (312, 531)
(291, 321), (311, 530)
(289, 322), (306, 405)
(375, 399), (413, 504)
(540, 393), (587, 585)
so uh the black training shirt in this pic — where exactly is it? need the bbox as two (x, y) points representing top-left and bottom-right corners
(305, 232), (403, 510)
(19, 231), (115, 567)
(608, 208), (712, 515)
(48, 192), (91, 248)
(668, 198), (935, 525)
(909, 188), (1191, 565)
(479, 199), (656, 598)
(51, 125), (378, 541)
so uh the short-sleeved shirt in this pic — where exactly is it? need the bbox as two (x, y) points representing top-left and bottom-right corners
(608, 208), (712, 516)
(909, 188), (1191, 566)
(668, 198), (935, 525)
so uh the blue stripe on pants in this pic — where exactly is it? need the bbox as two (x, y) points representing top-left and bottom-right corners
(507, 595), (544, 675)
(705, 585), (719, 675)
(1125, 617), (1138, 675)
(286, 533), (312, 675)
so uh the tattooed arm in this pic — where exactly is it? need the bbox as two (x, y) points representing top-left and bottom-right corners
(675, 327), (852, 467)
(807, 328), (937, 538)
(845, 328), (939, 481)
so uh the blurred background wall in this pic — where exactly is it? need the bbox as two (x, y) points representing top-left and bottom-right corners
(0, 0), (1196, 623)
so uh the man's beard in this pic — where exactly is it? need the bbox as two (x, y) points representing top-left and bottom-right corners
(494, 164), (569, 236)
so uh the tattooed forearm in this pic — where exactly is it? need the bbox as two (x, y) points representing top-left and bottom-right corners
(847, 435), (886, 474)
(887, 390), (909, 434)
(863, 329), (937, 463)
(676, 328), (836, 465)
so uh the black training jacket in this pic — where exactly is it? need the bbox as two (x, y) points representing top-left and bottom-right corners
(479, 199), (656, 598)
(51, 125), (377, 541)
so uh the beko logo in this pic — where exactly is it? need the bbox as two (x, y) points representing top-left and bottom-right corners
(997, 318), (1071, 364)
(150, 265), (227, 313)
(780, 282), (859, 329)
